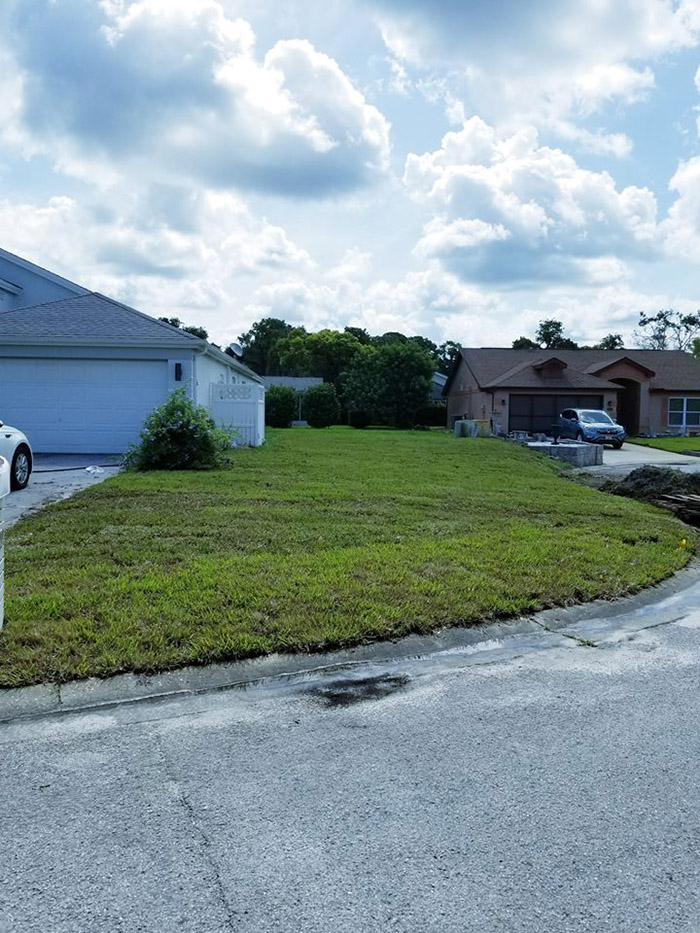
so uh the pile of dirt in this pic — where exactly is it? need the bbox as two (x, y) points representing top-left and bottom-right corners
(602, 466), (700, 503)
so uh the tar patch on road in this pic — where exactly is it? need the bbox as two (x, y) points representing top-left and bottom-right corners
(308, 673), (410, 708)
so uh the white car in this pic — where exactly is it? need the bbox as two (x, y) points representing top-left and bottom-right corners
(0, 422), (32, 490)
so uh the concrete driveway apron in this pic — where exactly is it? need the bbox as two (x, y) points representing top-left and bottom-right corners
(4, 454), (120, 527)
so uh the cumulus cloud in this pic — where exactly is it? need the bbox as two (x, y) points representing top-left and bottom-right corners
(373, 0), (696, 149)
(0, 187), (313, 326)
(405, 117), (660, 285)
(376, 0), (698, 76)
(1, 0), (390, 197)
(664, 156), (700, 260)
(243, 256), (504, 344)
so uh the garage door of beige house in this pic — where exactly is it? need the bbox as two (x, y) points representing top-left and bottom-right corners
(509, 394), (604, 434)
(0, 358), (169, 453)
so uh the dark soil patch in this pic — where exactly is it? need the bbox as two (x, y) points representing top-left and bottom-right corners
(602, 466), (700, 503)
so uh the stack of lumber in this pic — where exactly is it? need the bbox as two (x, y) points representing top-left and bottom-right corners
(658, 493), (700, 525)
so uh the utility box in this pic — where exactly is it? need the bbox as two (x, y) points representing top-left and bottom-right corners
(0, 456), (9, 629)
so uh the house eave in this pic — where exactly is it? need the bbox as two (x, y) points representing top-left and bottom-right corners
(0, 336), (201, 348)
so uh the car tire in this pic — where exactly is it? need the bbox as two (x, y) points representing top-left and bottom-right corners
(576, 430), (584, 442)
(612, 441), (623, 450)
(10, 444), (31, 490)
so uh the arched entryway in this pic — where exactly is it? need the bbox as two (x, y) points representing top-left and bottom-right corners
(612, 379), (641, 435)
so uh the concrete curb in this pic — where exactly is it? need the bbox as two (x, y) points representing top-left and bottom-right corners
(2, 562), (700, 724)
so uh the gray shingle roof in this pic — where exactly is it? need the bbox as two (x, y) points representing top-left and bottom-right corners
(0, 292), (201, 343)
(451, 347), (700, 393)
(263, 376), (323, 390)
(0, 290), (265, 384)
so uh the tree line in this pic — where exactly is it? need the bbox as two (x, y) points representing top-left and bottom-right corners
(512, 312), (700, 354)
(237, 318), (460, 378)
(158, 309), (700, 430)
(238, 319), (452, 428)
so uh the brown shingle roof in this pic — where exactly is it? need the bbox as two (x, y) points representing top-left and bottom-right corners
(450, 347), (700, 393)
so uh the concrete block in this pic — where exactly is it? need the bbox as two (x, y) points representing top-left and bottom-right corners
(527, 441), (603, 466)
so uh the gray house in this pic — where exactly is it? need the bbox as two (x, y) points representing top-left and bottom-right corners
(0, 248), (264, 453)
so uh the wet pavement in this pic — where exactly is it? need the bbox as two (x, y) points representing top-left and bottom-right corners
(3, 568), (700, 931)
(3, 454), (120, 527)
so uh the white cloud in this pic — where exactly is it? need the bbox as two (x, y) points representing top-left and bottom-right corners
(405, 117), (660, 285)
(0, 188), (313, 329)
(374, 0), (696, 150)
(242, 257), (503, 344)
(664, 156), (700, 260)
(1, 0), (390, 197)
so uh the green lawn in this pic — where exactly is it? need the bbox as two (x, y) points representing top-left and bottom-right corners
(0, 428), (693, 687)
(628, 436), (700, 453)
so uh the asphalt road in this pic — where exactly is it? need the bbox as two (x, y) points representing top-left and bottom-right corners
(3, 580), (700, 932)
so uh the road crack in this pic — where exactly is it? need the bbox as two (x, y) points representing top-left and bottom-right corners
(154, 733), (238, 931)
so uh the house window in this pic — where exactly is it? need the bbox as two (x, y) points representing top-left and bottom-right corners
(669, 397), (700, 427)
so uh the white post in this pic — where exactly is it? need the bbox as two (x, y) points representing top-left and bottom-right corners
(0, 456), (9, 629)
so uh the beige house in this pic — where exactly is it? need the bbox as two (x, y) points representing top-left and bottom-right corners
(444, 348), (700, 436)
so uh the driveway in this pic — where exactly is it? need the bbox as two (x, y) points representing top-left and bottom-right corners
(579, 441), (700, 480)
(603, 443), (700, 467)
(3, 572), (700, 932)
(3, 454), (121, 527)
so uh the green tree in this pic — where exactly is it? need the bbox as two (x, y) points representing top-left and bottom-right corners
(436, 340), (461, 374)
(159, 317), (209, 340)
(265, 385), (297, 428)
(634, 310), (700, 351)
(238, 318), (299, 375)
(535, 319), (579, 349)
(344, 326), (372, 345)
(371, 331), (408, 347)
(302, 383), (341, 428)
(276, 329), (363, 387)
(408, 335), (439, 365)
(511, 320), (577, 350)
(343, 342), (434, 429)
(591, 334), (624, 350)
(511, 336), (540, 349)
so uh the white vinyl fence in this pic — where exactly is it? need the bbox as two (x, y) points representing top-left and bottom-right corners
(210, 383), (265, 447)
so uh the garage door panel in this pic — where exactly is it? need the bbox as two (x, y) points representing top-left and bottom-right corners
(0, 358), (169, 453)
(509, 394), (604, 433)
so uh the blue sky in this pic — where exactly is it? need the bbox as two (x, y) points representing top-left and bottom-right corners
(2, 0), (700, 348)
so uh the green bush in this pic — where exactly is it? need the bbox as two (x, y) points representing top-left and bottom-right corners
(124, 389), (234, 471)
(414, 401), (447, 427)
(302, 383), (340, 428)
(265, 385), (297, 428)
(348, 410), (372, 429)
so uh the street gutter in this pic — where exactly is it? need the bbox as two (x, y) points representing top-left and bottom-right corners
(2, 561), (699, 724)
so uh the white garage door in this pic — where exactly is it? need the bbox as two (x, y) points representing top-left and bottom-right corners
(0, 358), (169, 453)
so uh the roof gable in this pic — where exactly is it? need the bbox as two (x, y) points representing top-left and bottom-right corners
(532, 356), (567, 371)
(584, 355), (656, 378)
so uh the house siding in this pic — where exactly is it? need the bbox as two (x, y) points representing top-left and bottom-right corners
(650, 392), (700, 433)
(0, 251), (86, 312)
(193, 353), (259, 408)
(446, 359), (492, 424)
